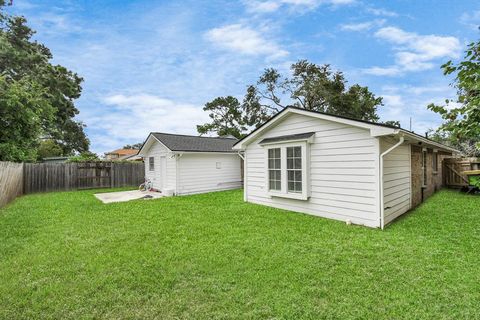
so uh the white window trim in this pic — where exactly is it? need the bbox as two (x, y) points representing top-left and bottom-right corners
(264, 141), (310, 201)
(149, 156), (155, 171)
(432, 149), (439, 174)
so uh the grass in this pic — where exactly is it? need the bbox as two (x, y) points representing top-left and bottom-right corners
(0, 189), (479, 319)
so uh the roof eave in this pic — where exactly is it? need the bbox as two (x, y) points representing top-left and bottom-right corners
(399, 130), (460, 153)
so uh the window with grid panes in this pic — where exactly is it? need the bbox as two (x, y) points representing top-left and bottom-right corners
(268, 148), (281, 191)
(287, 146), (302, 193)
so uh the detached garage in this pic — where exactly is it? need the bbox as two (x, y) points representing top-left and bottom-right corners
(233, 107), (458, 228)
(138, 133), (242, 195)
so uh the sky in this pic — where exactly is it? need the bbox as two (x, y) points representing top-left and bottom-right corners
(8, 0), (480, 154)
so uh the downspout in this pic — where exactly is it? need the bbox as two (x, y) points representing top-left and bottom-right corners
(175, 153), (183, 195)
(379, 135), (404, 229)
(237, 151), (247, 202)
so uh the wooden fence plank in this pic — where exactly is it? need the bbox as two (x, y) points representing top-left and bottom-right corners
(444, 158), (479, 188)
(19, 161), (144, 194)
(0, 162), (24, 208)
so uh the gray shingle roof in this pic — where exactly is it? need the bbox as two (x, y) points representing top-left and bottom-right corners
(152, 133), (238, 153)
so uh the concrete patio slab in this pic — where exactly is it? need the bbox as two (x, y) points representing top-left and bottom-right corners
(94, 190), (163, 204)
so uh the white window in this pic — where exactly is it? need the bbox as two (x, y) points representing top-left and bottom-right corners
(265, 142), (309, 200)
(149, 157), (155, 171)
(287, 146), (302, 193)
(268, 148), (281, 191)
(216, 162), (222, 169)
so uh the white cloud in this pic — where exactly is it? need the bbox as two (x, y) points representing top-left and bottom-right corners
(243, 0), (355, 13)
(87, 94), (209, 152)
(204, 24), (288, 60)
(364, 26), (461, 76)
(340, 19), (385, 32)
(377, 83), (457, 133)
(380, 94), (405, 117)
(460, 10), (480, 30)
(365, 7), (398, 17)
(363, 66), (401, 76)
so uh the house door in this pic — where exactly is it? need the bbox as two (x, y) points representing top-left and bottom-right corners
(160, 156), (167, 190)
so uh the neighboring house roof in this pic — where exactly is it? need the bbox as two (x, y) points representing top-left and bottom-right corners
(106, 149), (139, 156)
(139, 133), (239, 155)
(233, 106), (459, 153)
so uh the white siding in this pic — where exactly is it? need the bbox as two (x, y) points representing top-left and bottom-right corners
(244, 113), (381, 228)
(381, 138), (411, 224)
(177, 153), (242, 195)
(143, 141), (176, 191)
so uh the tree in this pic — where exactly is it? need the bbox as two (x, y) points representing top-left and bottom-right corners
(0, 1), (90, 161)
(123, 143), (143, 150)
(427, 129), (480, 157)
(37, 140), (64, 160)
(251, 60), (383, 121)
(197, 96), (247, 139)
(67, 151), (99, 163)
(427, 39), (480, 156)
(383, 120), (401, 128)
(0, 76), (53, 161)
(198, 60), (385, 137)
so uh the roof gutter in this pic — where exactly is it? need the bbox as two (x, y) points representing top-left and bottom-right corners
(379, 135), (405, 229)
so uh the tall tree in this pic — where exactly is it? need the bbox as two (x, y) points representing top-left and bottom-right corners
(0, 1), (89, 161)
(197, 96), (247, 139)
(198, 60), (385, 137)
(427, 39), (480, 156)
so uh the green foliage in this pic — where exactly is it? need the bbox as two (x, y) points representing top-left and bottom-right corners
(123, 143), (143, 150)
(0, 76), (53, 161)
(0, 189), (479, 318)
(427, 39), (480, 156)
(198, 60), (386, 137)
(197, 96), (247, 138)
(427, 129), (480, 156)
(37, 140), (64, 160)
(383, 120), (401, 127)
(251, 60), (383, 121)
(469, 175), (480, 189)
(0, 2), (89, 161)
(67, 151), (99, 163)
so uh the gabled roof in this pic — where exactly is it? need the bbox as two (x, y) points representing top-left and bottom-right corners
(233, 106), (459, 153)
(139, 132), (238, 154)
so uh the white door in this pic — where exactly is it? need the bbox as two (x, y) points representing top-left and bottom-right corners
(160, 156), (167, 191)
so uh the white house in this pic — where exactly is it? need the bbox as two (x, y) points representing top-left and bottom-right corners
(138, 133), (242, 195)
(233, 107), (458, 229)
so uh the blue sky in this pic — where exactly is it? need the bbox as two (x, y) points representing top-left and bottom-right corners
(9, 0), (480, 154)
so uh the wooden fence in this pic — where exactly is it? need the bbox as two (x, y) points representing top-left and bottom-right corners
(0, 161), (145, 208)
(0, 162), (24, 208)
(444, 158), (480, 188)
(23, 162), (145, 194)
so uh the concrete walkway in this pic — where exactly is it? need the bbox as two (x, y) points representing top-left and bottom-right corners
(94, 190), (163, 204)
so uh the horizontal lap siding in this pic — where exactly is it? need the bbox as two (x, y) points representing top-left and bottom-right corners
(381, 138), (411, 225)
(245, 113), (380, 228)
(178, 154), (242, 195)
(144, 142), (176, 190)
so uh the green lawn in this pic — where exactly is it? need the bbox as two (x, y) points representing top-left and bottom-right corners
(0, 189), (479, 319)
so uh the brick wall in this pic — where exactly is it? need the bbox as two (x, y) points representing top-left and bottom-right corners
(411, 145), (451, 208)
